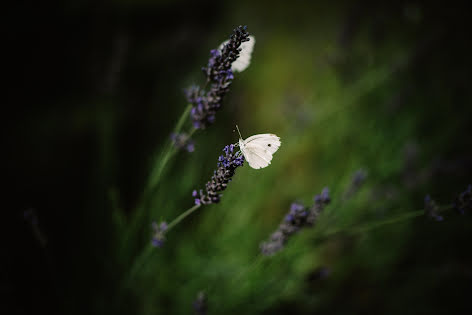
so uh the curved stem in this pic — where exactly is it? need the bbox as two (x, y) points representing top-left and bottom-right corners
(316, 205), (452, 242)
(125, 243), (155, 286)
(123, 203), (202, 289)
(147, 104), (192, 193)
(174, 104), (193, 133)
(166, 203), (202, 232)
(122, 105), (195, 262)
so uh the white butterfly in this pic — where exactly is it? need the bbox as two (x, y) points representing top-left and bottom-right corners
(220, 35), (255, 73)
(236, 125), (281, 169)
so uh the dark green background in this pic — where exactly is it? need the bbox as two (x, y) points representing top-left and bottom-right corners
(7, 1), (472, 314)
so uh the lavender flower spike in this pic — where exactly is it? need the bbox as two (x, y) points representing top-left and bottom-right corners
(453, 184), (472, 215)
(307, 187), (330, 225)
(424, 195), (443, 221)
(170, 132), (195, 152)
(342, 169), (367, 200)
(203, 25), (250, 82)
(260, 187), (331, 256)
(187, 25), (250, 129)
(151, 221), (168, 247)
(193, 144), (244, 205)
(192, 291), (208, 315)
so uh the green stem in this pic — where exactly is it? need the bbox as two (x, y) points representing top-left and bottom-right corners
(146, 104), (193, 193)
(166, 203), (202, 232)
(317, 205), (452, 241)
(229, 254), (265, 285)
(121, 105), (195, 268)
(125, 244), (155, 285)
(147, 144), (175, 192)
(174, 104), (193, 133)
(123, 203), (201, 287)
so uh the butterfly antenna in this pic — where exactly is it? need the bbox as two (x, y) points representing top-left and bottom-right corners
(235, 125), (243, 139)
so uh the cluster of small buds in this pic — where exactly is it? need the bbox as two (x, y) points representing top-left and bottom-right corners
(151, 221), (168, 248)
(187, 25), (250, 129)
(192, 291), (208, 315)
(424, 195), (443, 221)
(307, 188), (331, 224)
(203, 25), (250, 81)
(342, 169), (368, 200)
(170, 132), (195, 152)
(453, 184), (472, 214)
(193, 144), (244, 205)
(260, 187), (331, 256)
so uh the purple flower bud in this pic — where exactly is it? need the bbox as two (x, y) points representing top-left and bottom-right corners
(261, 187), (331, 256)
(343, 169), (368, 200)
(453, 184), (472, 215)
(152, 238), (163, 248)
(193, 291), (208, 315)
(424, 195), (443, 222)
(321, 187), (330, 202)
(192, 143), (245, 205)
(171, 132), (195, 153)
(186, 142), (195, 152)
(189, 26), (250, 129)
(151, 220), (168, 248)
(424, 194), (431, 203)
(290, 202), (304, 213)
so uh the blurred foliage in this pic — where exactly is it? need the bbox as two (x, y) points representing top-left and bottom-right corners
(9, 1), (472, 314)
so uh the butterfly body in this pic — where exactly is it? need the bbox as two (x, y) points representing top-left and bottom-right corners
(239, 133), (281, 169)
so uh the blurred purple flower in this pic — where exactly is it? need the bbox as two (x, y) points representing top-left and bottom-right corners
(453, 184), (472, 215)
(170, 132), (195, 153)
(424, 195), (443, 221)
(151, 221), (168, 248)
(308, 187), (330, 225)
(343, 169), (368, 200)
(193, 291), (208, 315)
(261, 188), (331, 256)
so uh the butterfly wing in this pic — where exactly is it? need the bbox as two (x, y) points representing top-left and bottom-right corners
(219, 36), (255, 72)
(231, 36), (255, 72)
(242, 143), (273, 169)
(244, 134), (281, 154)
(242, 134), (281, 169)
